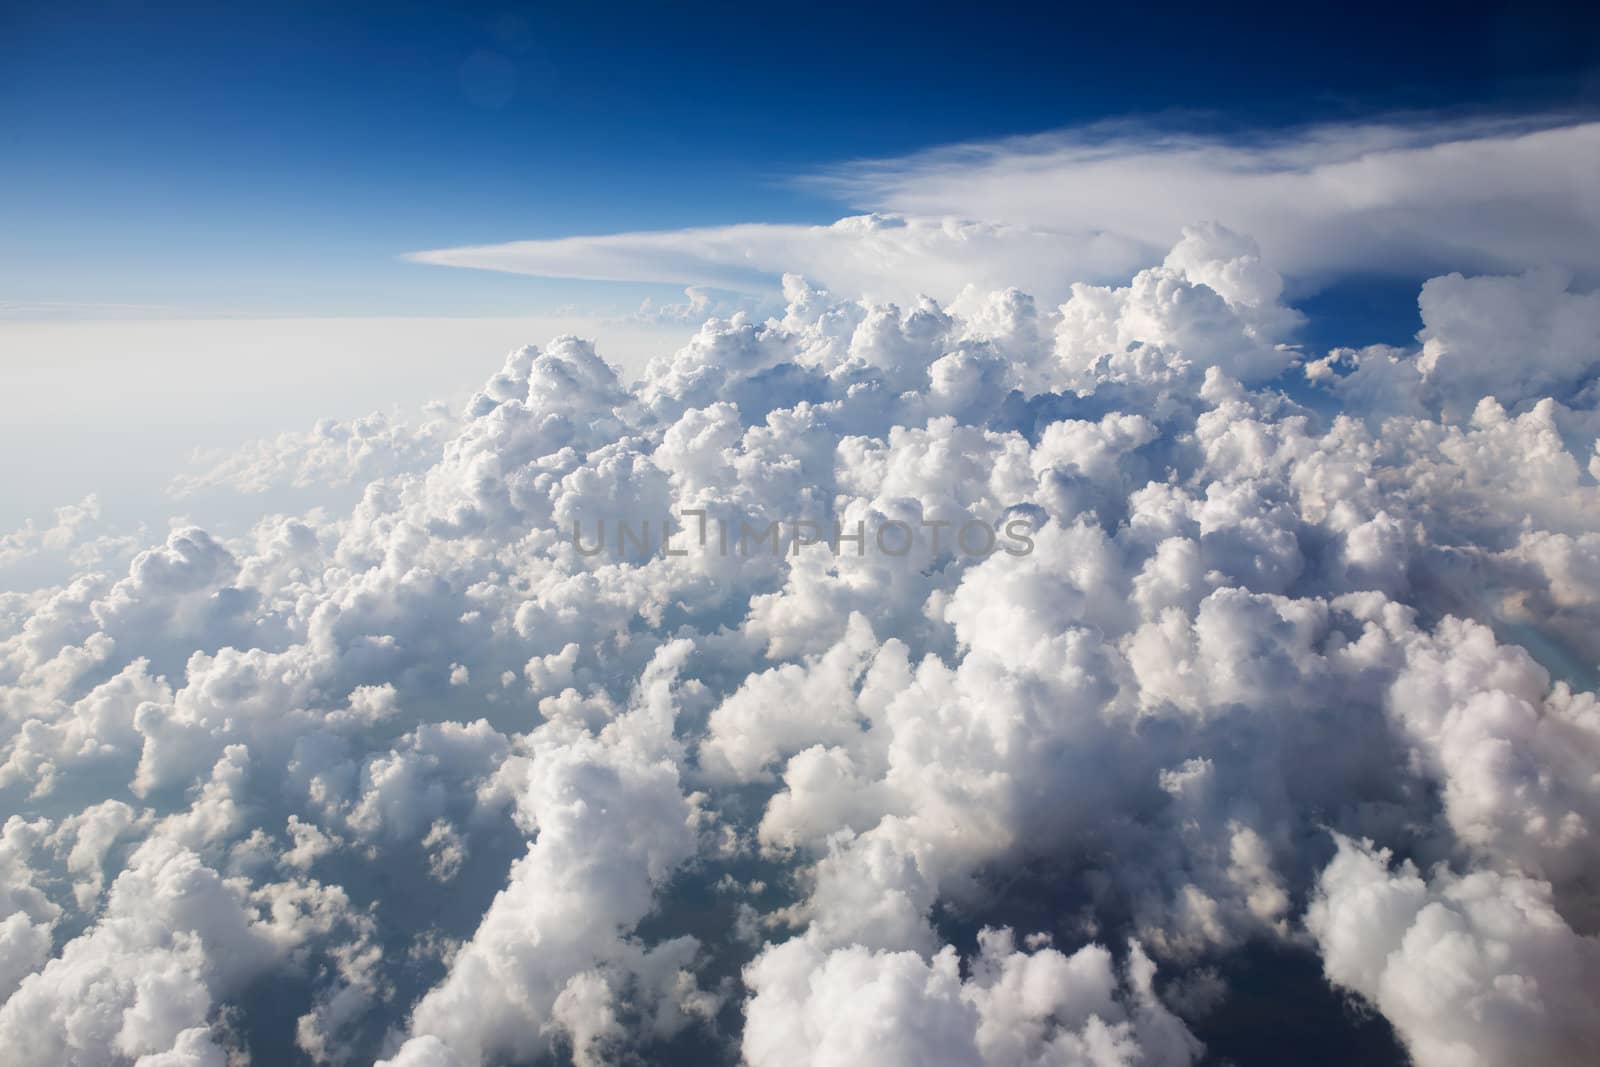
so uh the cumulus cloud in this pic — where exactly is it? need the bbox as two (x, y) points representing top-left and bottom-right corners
(1309, 835), (1600, 1067)
(0, 495), (143, 588)
(3, 219), (1599, 1066)
(742, 930), (1200, 1067)
(169, 406), (461, 499)
(383, 642), (709, 1067)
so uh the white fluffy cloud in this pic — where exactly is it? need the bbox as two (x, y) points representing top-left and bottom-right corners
(2, 220), (1598, 1066)
(1309, 835), (1600, 1067)
(743, 930), (1199, 1067)
(383, 643), (709, 1067)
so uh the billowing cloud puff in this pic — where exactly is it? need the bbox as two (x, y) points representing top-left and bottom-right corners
(1309, 835), (1600, 1067)
(170, 407), (461, 499)
(743, 930), (1199, 1067)
(3, 222), (1599, 1066)
(383, 643), (710, 1067)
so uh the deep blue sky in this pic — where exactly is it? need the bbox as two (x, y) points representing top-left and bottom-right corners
(4, 0), (1599, 317)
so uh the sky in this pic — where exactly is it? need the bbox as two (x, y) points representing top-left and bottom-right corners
(6, 6), (1600, 1067)
(5, 0), (1600, 319)
(4, 1), (1597, 530)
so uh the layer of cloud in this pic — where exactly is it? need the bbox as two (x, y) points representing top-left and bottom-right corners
(408, 118), (1600, 306)
(2, 221), (1598, 1066)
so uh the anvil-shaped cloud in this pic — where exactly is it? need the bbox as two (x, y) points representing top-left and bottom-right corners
(407, 117), (1600, 305)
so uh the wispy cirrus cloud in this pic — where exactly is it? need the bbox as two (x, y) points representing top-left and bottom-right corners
(406, 215), (1146, 305)
(407, 116), (1600, 304)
